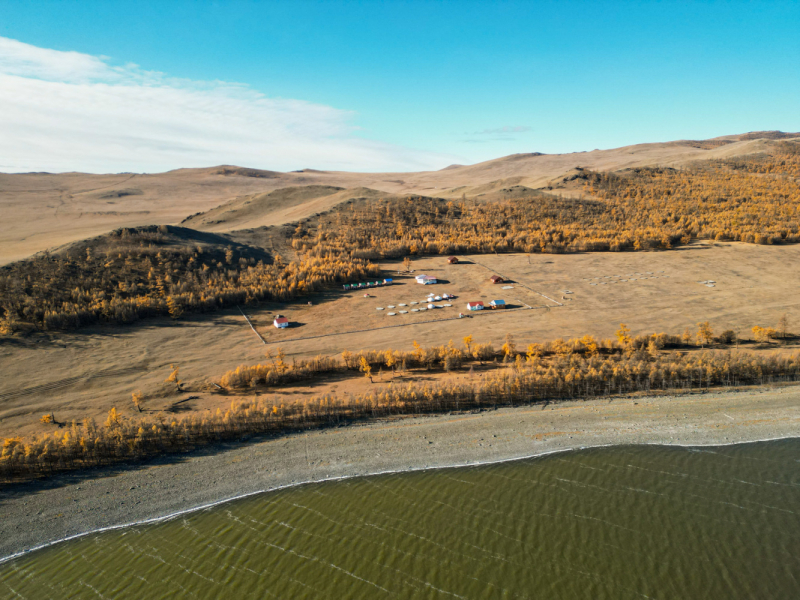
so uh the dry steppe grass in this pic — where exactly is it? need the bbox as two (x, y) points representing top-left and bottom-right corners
(2, 241), (799, 441)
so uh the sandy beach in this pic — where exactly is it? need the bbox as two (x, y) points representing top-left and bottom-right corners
(2, 385), (799, 562)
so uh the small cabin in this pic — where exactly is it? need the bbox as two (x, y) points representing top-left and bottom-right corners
(415, 274), (437, 285)
(466, 301), (484, 311)
(447, 256), (459, 264)
(383, 278), (393, 285)
(489, 299), (506, 309)
(273, 316), (289, 329)
(489, 275), (504, 284)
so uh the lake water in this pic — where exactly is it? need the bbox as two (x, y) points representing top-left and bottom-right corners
(1, 440), (798, 599)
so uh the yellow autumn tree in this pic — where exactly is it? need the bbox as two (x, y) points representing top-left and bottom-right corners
(696, 322), (714, 347)
(359, 356), (373, 383)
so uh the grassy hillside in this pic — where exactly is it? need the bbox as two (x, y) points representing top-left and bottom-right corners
(180, 185), (346, 230)
(180, 185), (420, 232)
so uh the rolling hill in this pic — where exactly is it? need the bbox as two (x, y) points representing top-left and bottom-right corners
(0, 131), (797, 264)
(180, 185), (404, 232)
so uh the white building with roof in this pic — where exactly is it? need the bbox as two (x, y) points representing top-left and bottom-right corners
(415, 274), (437, 285)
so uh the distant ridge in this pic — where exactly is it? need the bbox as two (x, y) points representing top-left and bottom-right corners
(738, 131), (800, 140)
(1, 131), (797, 264)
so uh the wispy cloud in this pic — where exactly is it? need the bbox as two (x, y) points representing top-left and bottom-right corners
(458, 125), (533, 144)
(471, 125), (532, 135)
(0, 37), (456, 173)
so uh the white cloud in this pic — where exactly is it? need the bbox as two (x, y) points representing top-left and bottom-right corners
(0, 37), (115, 82)
(0, 37), (456, 173)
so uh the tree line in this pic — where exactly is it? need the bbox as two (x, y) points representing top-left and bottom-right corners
(217, 319), (788, 392)
(3, 324), (797, 481)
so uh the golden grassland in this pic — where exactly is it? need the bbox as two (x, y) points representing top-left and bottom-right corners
(4, 134), (787, 266)
(4, 243), (796, 449)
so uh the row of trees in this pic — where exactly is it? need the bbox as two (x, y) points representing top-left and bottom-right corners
(219, 351), (340, 389)
(218, 319), (790, 392)
(0, 226), (380, 331)
(289, 142), (800, 258)
(3, 336), (799, 481)
(218, 331), (680, 391)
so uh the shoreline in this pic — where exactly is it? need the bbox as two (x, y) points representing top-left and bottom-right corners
(2, 386), (799, 563)
(2, 434), (798, 568)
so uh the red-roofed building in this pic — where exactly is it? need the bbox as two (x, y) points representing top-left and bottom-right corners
(273, 316), (289, 328)
(466, 301), (484, 311)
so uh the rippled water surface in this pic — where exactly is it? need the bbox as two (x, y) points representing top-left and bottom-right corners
(2, 440), (799, 599)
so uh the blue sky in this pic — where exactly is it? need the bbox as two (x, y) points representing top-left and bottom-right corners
(1, 0), (798, 173)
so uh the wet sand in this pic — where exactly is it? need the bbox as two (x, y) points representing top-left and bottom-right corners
(1, 386), (799, 562)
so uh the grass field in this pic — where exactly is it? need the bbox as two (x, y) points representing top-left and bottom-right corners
(2, 240), (799, 441)
(252, 240), (800, 352)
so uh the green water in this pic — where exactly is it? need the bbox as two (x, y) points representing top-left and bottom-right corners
(2, 441), (799, 599)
